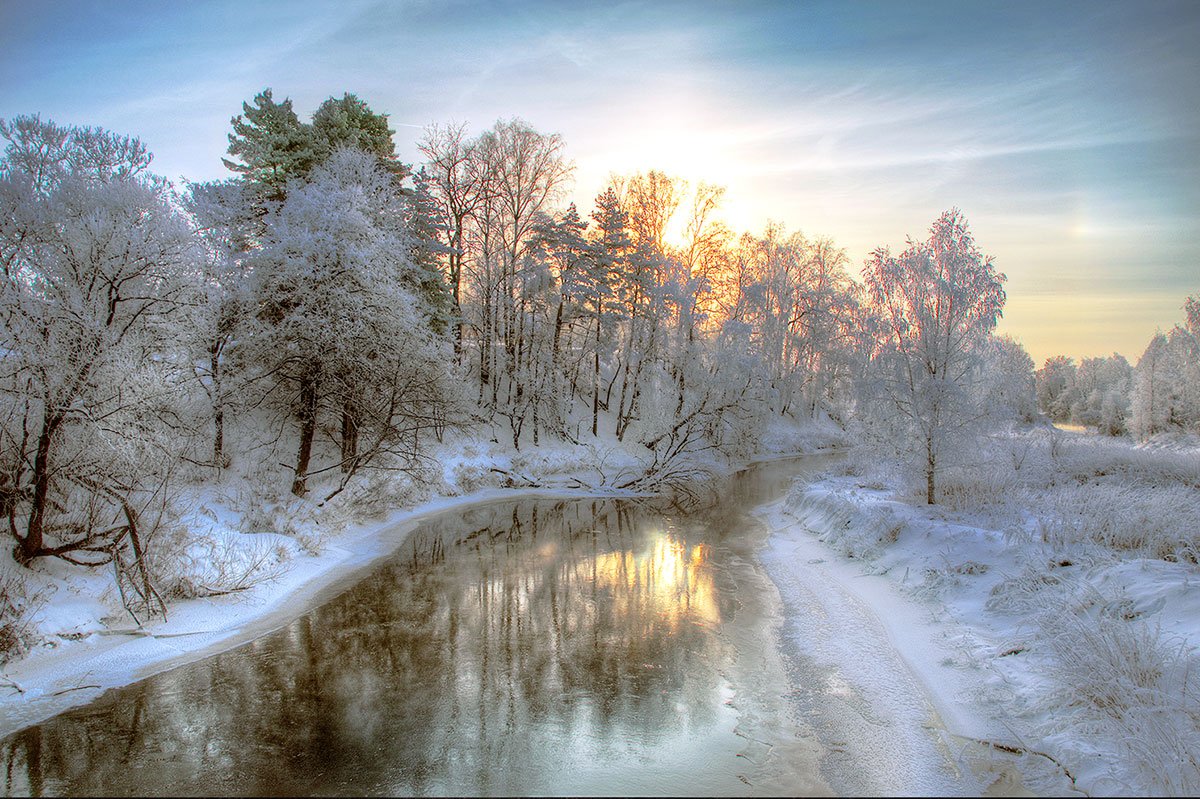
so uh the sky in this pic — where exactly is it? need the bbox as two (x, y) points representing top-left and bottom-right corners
(2, 0), (1198, 366)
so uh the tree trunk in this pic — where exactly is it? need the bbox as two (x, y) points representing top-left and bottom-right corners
(291, 377), (318, 497)
(340, 398), (358, 474)
(925, 436), (936, 505)
(213, 407), (225, 468)
(592, 301), (601, 438)
(210, 343), (226, 468)
(15, 413), (61, 565)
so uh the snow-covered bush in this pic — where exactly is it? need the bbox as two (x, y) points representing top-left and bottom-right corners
(0, 570), (44, 664)
(149, 529), (293, 599)
(338, 463), (440, 520)
(1038, 590), (1200, 794)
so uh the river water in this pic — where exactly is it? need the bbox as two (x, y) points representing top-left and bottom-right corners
(2, 458), (844, 797)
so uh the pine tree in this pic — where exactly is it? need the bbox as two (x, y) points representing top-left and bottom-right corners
(222, 89), (319, 202)
(311, 93), (405, 177)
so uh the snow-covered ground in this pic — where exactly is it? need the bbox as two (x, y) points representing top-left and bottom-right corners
(759, 427), (1200, 796)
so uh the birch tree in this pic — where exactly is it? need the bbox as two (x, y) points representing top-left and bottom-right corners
(861, 209), (1006, 504)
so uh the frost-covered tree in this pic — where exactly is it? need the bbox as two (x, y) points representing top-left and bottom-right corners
(1036, 355), (1077, 423)
(1131, 332), (1173, 440)
(977, 335), (1037, 424)
(860, 209), (1007, 504)
(182, 178), (258, 468)
(0, 118), (197, 585)
(466, 119), (573, 437)
(240, 149), (458, 498)
(1070, 354), (1132, 435)
(0, 114), (152, 194)
(1131, 321), (1200, 440)
(417, 123), (493, 358)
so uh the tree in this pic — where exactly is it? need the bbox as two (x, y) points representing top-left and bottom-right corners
(861, 209), (1006, 504)
(1070, 354), (1131, 434)
(241, 149), (456, 497)
(1036, 355), (1077, 423)
(311, 93), (404, 177)
(469, 118), (573, 436)
(0, 118), (197, 592)
(977, 335), (1038, 424)
(0, 114), (152, 193)
(183, 178), (258, 468)
(222, 89), (318, 202)
(1130, 322), (1200, 440)
(417, 122), (492, 358)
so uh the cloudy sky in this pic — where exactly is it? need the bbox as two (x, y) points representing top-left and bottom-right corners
(2, 0), (1197, 365)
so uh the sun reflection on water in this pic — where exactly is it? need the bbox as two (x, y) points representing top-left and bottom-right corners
(591, 532), (720, 630)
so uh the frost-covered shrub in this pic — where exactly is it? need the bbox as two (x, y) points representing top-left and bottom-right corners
(450, 460), (503, 494)
(340, 465), (438, 520)
(0, 571), (42, 664)
(226, 468), (332, 554)
(985, 561), (1070, 616)
(151, 531), (292, 599)
(936, 458), (1024, 516)
(1035, 483), (1200, 562)
(1039, 605), (1200, 794)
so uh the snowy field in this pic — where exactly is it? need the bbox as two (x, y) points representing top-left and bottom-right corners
(761, 426), (1200, 796)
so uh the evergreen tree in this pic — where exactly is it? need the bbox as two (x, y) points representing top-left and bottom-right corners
(222, 89), (319, 202)
(311, 93), (405, 177)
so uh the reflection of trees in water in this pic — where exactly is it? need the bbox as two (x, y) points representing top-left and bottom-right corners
(2, 491), (762, 797)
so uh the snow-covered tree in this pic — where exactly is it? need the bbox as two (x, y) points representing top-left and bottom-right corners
(977, 335), (1038, 424)
(417, 123), (492, 359)
(1070, 354), (1132, 435)
(240, 148), (458, 498)
(182, 178), (258, 468)
(1131, 332), (1173, 440)
(0, 118), (198, 585)
(860, 209), (1007, 504)
(1036, 355), (1077, 423)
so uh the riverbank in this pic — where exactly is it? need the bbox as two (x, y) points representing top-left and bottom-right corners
(0, 422), (843, 739)
(758, 428), (1200, 796)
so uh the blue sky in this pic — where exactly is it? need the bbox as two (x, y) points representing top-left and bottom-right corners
(2, 0), (1198, 364)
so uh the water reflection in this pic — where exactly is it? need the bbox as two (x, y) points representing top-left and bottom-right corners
(2, 460), (822, 796)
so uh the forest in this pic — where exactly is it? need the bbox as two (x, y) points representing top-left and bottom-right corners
(2, 89), (1199, 795)
(2, 87), (1198, 633)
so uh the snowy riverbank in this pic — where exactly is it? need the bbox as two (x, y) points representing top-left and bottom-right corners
(759, 429), (1200, 796)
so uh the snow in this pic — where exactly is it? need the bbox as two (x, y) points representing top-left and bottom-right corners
(758, 429), (1200, 796)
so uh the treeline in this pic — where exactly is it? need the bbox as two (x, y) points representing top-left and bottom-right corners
(0, 87), (1034, 590)
(1036, 298), (1200, 439)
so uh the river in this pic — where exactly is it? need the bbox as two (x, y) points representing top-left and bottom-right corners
(2, 457), (850, 796)
(3, 455), (1017, 796)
